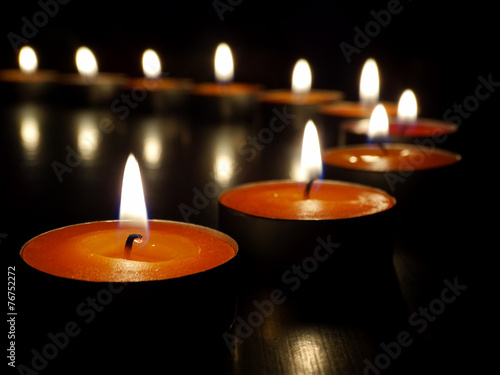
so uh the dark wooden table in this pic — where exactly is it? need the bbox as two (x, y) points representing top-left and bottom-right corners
(1, 96), (488, 375)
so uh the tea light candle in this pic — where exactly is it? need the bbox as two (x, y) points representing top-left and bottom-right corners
(125, 49), (193, 113)
(342, 89), (458, 148)
(320, 58), (397, 147)
(56, 46), (127, 107)
(0, 46), (56, 102)
(19, 154), (238, 373)
(322, 104), (462, 230)
(190, 43), (262, 121)
(219, 120), (396, 282)
(259, 59), (344, 128)
(21, 154), (237, 281)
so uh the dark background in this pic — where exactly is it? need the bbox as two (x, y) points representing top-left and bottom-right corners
(0, 1), (496, 374)
(1, 0), (498, 111)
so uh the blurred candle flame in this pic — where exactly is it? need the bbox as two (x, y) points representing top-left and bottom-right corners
(214, 43), (234, 84)
(397, 89), (418, 124)
(292, 59), (312, 95)
(76, 47), (98, 78)
(359, 58), (379, 106)
(142, 49), (161, 79)
(300, 120), (323, 181)
(368, 104), (389, 141)
(19, 46), (37, 74)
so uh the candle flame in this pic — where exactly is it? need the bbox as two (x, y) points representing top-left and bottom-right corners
(76, 47), (98, 78)
(397, 89), (418, 124)
(214, 43), (234, 84)
(19, 46), (37, 74)
(359, 58), (379, 106)
(142, 49), (161, 79)
(368, 104), (389, 141)
(292, 59), (312, 95)
(119, 154), (149, 235)
(300, 120), (323, 181)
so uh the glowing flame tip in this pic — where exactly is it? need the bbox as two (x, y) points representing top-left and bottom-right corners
(19, 46), (38, 74)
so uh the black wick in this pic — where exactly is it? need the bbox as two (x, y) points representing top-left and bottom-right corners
(304, 179), (316, 199)
(124, 234), (143, 253)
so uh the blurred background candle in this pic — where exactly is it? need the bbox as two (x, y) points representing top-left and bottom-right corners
(259, 58), (344, 130)
(0, 46), (56, 103)
(319, 58), (398, 148)
(125, 49), (192, 114)
(190, 42), (263, 122)
(342, 89), (458, 150)
(322, 105), (462, 251)
(56, 46), (127, 107)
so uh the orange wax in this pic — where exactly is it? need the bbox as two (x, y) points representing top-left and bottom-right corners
(191, 82), (262, 96)
(127, 77), (193, 91)
(321, 101), (398, 117)
(0, 69), (56, 83)
(322, 144), (461, 172)
(21, 220), (237, 282)
(219, 180), (395, 220)
(258, 90), (344, 105)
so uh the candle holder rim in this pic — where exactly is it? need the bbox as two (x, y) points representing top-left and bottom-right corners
(218, 178), (397, 222)
(322, 143), (462, 172)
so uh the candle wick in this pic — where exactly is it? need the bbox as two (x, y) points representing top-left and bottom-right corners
(304, 179), (316, 199)
(124, 234), (143, 258)
(376, 141), (388, 155)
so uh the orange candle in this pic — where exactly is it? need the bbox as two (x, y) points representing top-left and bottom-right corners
(219, 120), (395, 279)
(20, 220), (237, 282)
(0, 46), (56, 102)
(124, 49), (193, 113)
(20, 154), (237, 282)
(322, 104), (462, 196)
(191, 43), (262, 121)
(259, 59), (343, 130)
(319, 58), (397, 147)
(57, 47), (127, 106)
